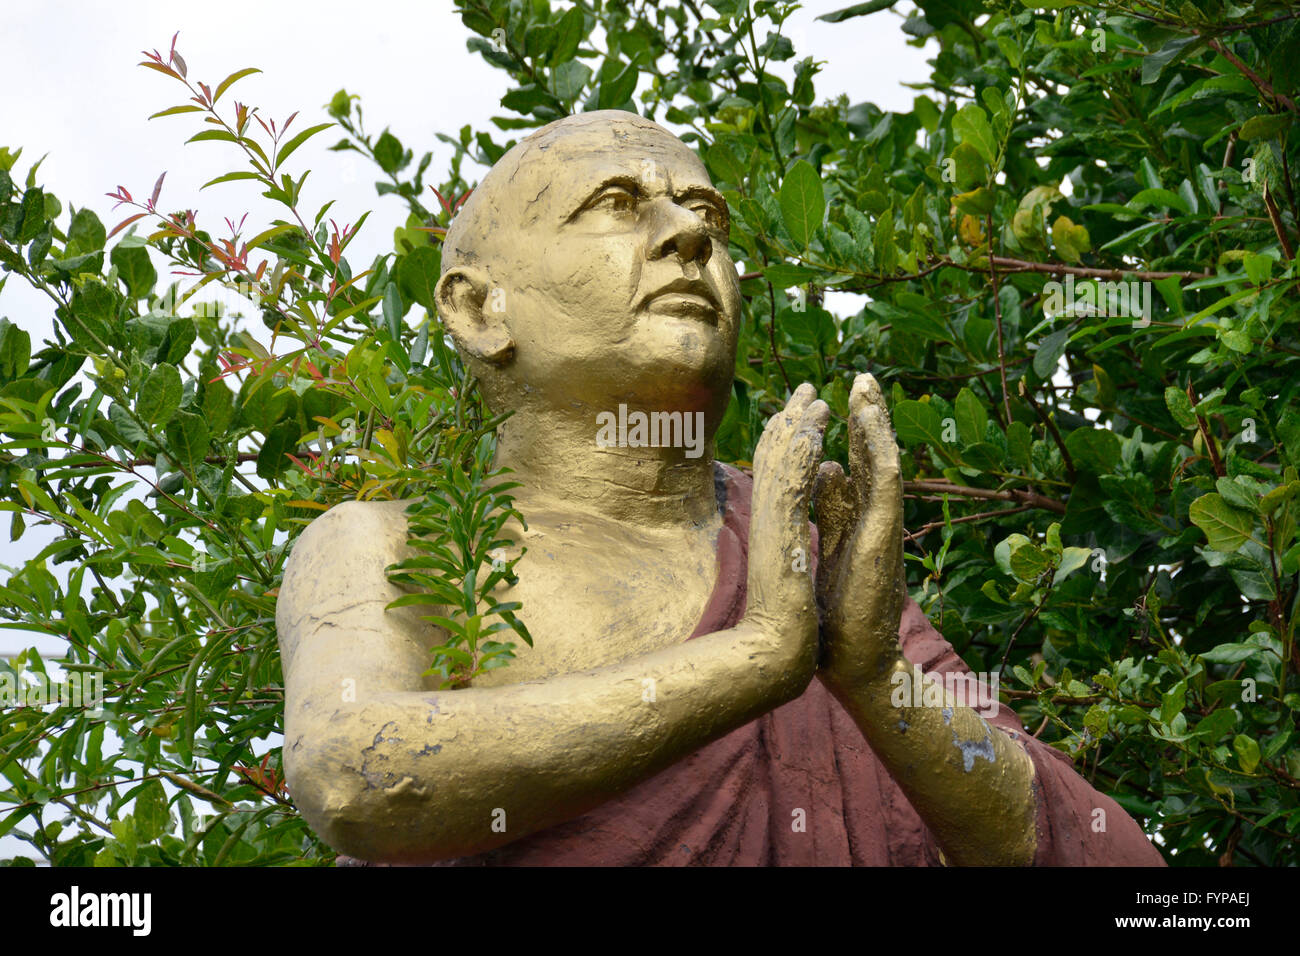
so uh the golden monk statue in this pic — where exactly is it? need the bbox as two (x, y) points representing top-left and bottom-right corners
(276, 111), (1164, 866)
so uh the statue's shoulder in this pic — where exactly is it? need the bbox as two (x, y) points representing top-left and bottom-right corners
(280, 499), (413, 603)
(295, 498), (412, 553)
(277, 499), (416, 660)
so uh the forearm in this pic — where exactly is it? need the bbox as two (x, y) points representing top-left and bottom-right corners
(285, 620), (811, 863)
(825, 653), (1037, 866)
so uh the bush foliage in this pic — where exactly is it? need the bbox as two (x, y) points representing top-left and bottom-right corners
(1, 0), (1298, 865)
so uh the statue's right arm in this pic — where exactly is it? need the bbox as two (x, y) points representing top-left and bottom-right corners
(277, 389), (828, 864)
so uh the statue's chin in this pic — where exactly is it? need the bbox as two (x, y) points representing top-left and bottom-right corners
(501, 345), (733, 415)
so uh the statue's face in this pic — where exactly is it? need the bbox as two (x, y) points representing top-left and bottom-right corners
(490, 117), (741, 417)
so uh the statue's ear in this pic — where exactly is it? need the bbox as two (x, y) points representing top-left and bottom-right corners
(434, 266), (515, 366)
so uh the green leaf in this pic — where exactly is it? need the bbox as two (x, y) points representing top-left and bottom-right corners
(1200, 642), (1264, 664)
(1065, 429), (1120, 473)
(148, 104), (205, 119)
(960, 442), (1003, 471)
(817, 0), (896, 21)
(382, 283), (404, 339)
(551, 5), (585, 62)
(994, 533), (1032, 580)
(257, 421), (299, 480)
(110, 244), (157, 299)
(66, 207), (106, 257)
(1238, 114), (1290, 142)
(778, 160), (825, 250)
(1161, 680), (1186, 726)
(553, 60), (592, 103)
(873, 205), (895, 273)
(1050, 215), (1090, 263)
(1009, 540), (1051, 582)
(200, 171), (264, 190)
(1243, 251), (1272, 286)
(1033, 327), (1070, 378)
(137, 363), (182, 426)
(1141, 35), (1198, 85)
(948, 142), (985, 191)
(132, 780), (170, 842)
(374, 131), (405, 175)
(706, 143), (747, 187)
(1215, 477), (1259, 514)
(1128, 187), (1190, 214)
(17, 188), (48, 243)
(952, 186), (995, 216)
(165, 410), (210, 470)
(763, 263), (820, 288)
(187, 129), (240, 146)
(396, 246), (441, 312)
(0, 320), (31, 381)
(1232, 734), (1260, 773)
(275, 123), (333, 168)
(1164, 386), (1197, 429)
(1054, 547), (1092, 584)
(953, 104), (997, 165)
(1188, 493), (1255, 552)
(596, 59), (638, 110)
(953, 388), (987, 446)
(892, 399), (945, 448)
(213, 67), (261, 104)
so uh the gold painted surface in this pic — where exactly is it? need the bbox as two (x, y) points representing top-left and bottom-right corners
(276, 110), (1036, 865)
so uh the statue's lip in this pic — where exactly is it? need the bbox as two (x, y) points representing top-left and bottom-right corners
(639, 277), (721, 320)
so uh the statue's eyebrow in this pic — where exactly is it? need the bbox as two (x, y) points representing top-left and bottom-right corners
(565, 176), (729, 226)
(566, 175), (648, 222)
(674, 185), (730, 225)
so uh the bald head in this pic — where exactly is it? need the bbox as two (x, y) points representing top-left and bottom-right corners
(441, 111), (701, 276)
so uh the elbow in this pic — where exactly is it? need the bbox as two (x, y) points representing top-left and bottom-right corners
(285, 727), (473, 865)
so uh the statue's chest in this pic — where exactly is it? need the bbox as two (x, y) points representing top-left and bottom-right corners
(470, 524), (720, 684)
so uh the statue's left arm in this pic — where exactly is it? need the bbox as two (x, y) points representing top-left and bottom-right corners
(814, 374), (1164, 867)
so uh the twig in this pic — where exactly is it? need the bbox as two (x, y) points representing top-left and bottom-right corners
(903, 503), (1033, 543)
(985, 256), (1210, 281)
(903, 479), (1066, 514)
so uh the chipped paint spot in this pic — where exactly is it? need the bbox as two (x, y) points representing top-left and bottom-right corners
(365, 721), (401, 751)
(951, 728), (996, 772)
(941, 706), (953, 725)
(897, 719), (909, 733)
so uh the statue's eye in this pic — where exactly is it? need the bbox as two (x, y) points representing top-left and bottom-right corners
(591, 187), (638, 215)
(690, 202), (725, 231)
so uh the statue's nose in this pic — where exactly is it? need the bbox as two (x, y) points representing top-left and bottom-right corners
(646, 199), (712, 267)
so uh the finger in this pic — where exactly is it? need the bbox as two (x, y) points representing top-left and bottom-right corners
(779, 399), (827, 606)
(753, 383), (814, 467)
(784, 397), (828, 527)
(829, 376), (905, 628)
(859, 391), (902, 517)
(813, 460), (852, 603)
(847, 375), (884, 503)
(746, 396), (825, 624)
(813, 460), (853, 557)
(788, 381), (818, 414)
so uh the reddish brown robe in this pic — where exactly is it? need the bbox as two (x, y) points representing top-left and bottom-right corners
(350, 462), (1164, 866)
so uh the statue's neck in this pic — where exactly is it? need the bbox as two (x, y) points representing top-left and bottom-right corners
(491, 407), (720, 529)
